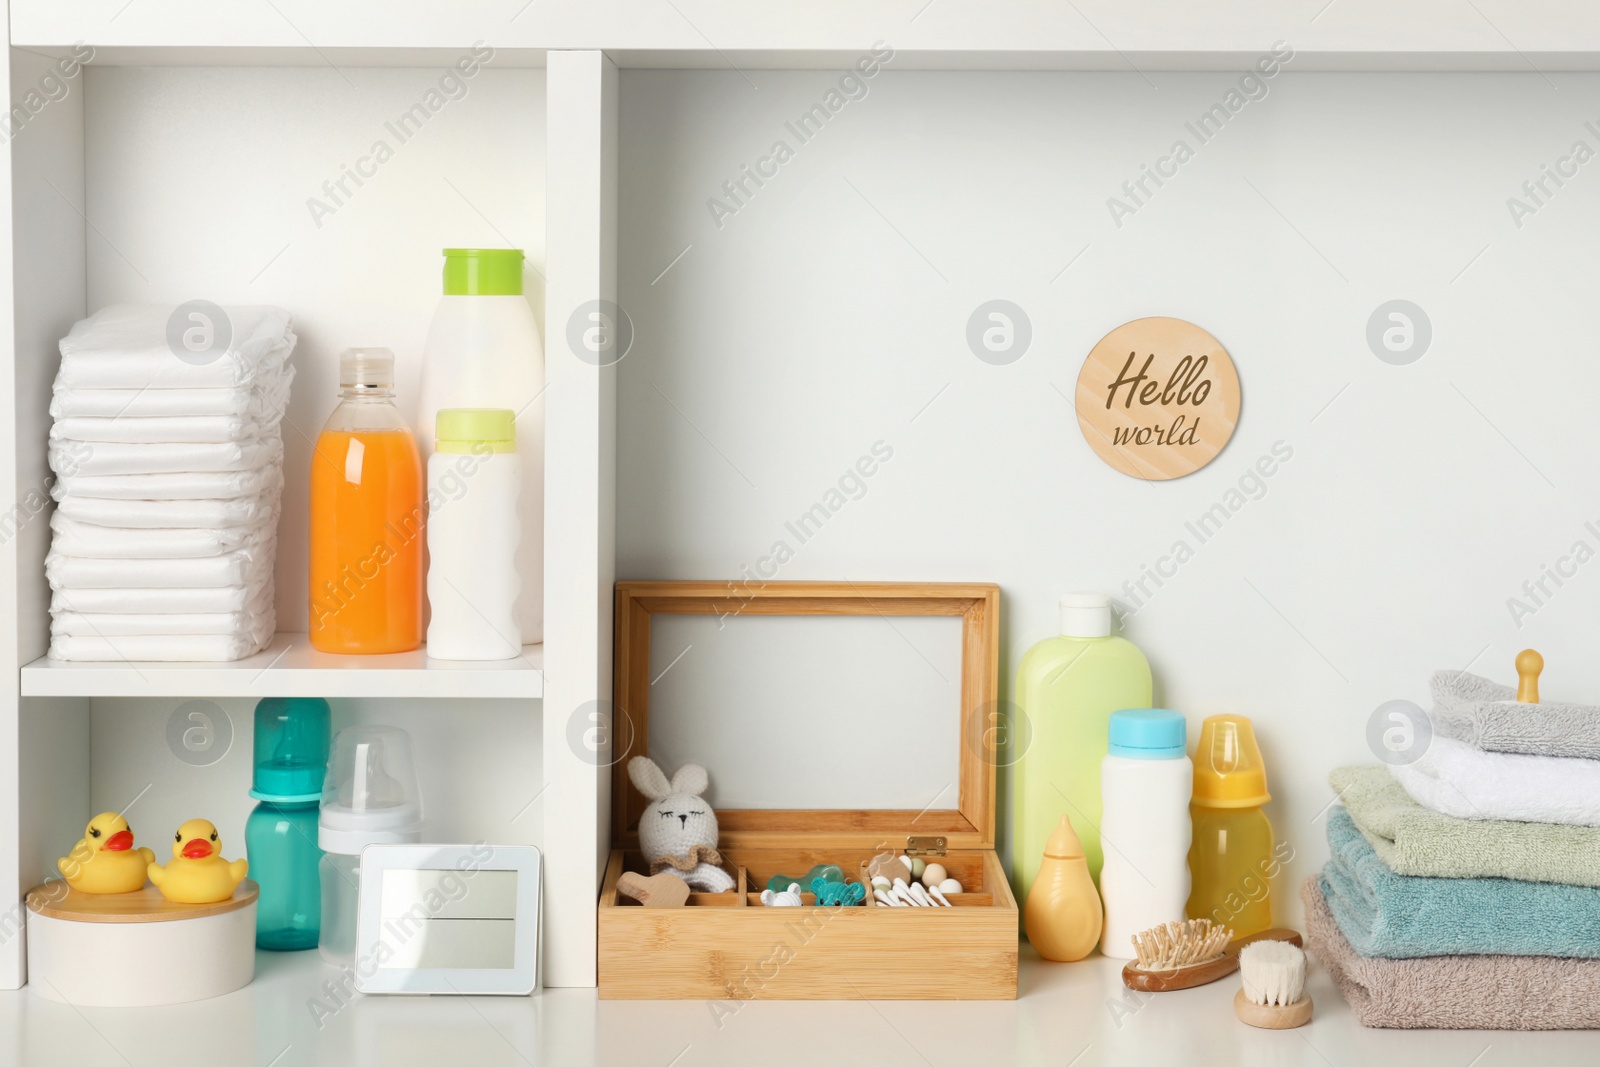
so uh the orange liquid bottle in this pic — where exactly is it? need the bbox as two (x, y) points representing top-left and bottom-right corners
(309, 348), (424, 654)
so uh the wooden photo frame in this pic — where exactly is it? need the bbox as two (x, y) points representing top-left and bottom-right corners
(611, 580), (1001, 851)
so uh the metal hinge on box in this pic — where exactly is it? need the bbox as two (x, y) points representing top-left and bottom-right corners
(905, 836), (946, 857)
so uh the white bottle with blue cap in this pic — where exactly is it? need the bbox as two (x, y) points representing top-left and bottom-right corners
(1098, 708), (1193, 959)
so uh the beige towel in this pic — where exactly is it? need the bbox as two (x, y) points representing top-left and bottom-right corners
(1303, 877), (1600, 1029)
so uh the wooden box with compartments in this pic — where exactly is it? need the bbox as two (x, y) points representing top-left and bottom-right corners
(597, 581), (1018, 1000)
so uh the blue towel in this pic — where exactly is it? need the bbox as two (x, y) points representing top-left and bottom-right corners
(1321, 805), (1600, 958)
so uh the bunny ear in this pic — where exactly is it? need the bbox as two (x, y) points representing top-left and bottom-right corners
(628, 756), (672, 800)
(670, 763), (709, 797)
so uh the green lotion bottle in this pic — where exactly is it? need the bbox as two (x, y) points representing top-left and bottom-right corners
(1013, 594), (1152, 903)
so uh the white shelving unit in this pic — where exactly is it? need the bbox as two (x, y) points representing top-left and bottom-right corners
(4, 7), (1600, 1061)
(0, 29), (613, 993)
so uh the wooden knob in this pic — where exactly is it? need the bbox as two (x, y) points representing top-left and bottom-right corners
(1516, 649), (1544, 704)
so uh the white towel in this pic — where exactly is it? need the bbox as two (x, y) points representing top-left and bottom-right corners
(50, 437), (281, 478)
(51, 371), (294, 419)
(48, 627), (273, 662)
(49, 513), (274, 558)
(50, 414), (264, 443)
(55, 304), (295, 390)
(1390, 732), (1600, 827)
(51, 466), (283, 502)
(54, 491), (278, 530)
(52, 611), (266, 637)
(47, 540), (273, 589)
(53, 583), (272, 615)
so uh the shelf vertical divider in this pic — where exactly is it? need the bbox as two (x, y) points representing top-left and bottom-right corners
(2, 43), (93, 989)
(542, 49), (619, 989)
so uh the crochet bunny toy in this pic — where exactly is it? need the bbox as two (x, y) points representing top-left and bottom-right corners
(629, 756), (736, 893)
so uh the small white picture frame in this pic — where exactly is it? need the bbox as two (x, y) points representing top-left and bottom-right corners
(354, 843), (541, 996)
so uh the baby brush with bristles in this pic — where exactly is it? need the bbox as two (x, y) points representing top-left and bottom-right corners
(1234, 939), (1313, 1029)
(1122, 918), (1304, 992)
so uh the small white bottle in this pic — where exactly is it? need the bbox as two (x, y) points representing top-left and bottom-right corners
(1098, 708), (1193, 959)
(318, 727), (423, 967)
(425, 408), (521, 660)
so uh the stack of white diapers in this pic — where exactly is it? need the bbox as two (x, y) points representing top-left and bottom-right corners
(46, 304), (296, 661)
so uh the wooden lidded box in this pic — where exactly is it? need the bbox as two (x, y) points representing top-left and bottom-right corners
(598, 581), (1018, 1000)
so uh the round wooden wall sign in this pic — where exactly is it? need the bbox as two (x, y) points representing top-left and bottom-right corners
(1075, 317), (1241, 481)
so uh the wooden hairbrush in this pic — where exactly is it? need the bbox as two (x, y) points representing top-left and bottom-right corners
(1121, 919), (1303, 992)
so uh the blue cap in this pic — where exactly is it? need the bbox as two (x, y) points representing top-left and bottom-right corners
(249, 697), (332, 802)
(1109, 708), (1187, 759)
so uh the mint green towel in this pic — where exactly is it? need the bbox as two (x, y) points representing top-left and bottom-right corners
(1330, 764), (1600, 888)
(1322, 806), (1600, 958)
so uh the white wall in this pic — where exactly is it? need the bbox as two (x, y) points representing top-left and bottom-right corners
(616, 67), (1600, 925)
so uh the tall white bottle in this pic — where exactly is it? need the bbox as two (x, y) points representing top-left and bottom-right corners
(1099, 708), (1193, 959)
(425, 409), (521, 660)
(417, 248), (544, 643)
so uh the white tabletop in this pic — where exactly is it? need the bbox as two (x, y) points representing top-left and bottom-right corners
(0, 943), (1592, 1066)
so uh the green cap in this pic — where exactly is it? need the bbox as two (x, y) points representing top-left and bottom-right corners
(436, 408), (516, 454)
(442, 248), (524, 296)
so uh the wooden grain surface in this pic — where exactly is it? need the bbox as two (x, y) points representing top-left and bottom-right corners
(26, 879), (259, 924)
(598, 848), (1018, 999)
(1075, 316), (1241, 481)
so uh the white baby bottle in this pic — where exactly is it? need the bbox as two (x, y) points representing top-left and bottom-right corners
(318, 726), (423, 967)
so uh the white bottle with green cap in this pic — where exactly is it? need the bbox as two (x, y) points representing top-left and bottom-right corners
(418, 248), (544, 643)
(425, 408), (521, 660)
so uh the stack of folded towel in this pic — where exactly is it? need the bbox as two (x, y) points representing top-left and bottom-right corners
(1311, 669), (1600, 1029)
(46, 304), (295, 662)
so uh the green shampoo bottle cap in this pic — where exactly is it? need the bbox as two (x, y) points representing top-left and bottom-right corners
(442, 248), (525, 296)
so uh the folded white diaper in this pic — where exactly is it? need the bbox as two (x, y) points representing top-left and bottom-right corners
(54, 490), (279, 529)
(50, 414), (264, 443)
(53, 582), (272, 615)
(51, 611), (266, 637)
(48, 627), (274, 662)
(49, 513), (274, 558)
(50, 437), (282, 478)
(51, 466), (284, 501)
(51, 370), (295, 420)
(46, 538), (274, 589)
(55, 304), (295, 390)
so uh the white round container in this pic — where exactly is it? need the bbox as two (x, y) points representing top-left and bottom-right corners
(418, 288), (544, 643)
(1098, 709), (1192, 960)
(26, 881), (257, 1006)
(425, 409), (521, 661)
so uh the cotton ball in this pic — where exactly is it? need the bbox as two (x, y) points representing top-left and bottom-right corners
(938, 878), (962, 894)
(921, 862), (947, 887)
(910, 857), (926, 879)
(898, 855), (913, 873)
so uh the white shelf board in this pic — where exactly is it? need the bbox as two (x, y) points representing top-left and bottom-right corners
(19, 0), (1600, 71)
(19, 633), (543, 700)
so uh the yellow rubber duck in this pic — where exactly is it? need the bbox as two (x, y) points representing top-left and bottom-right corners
(56, 811), (156, 894)
(148, 819), (249, 905)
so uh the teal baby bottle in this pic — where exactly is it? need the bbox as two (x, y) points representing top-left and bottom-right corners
(245, 697), (331, 950)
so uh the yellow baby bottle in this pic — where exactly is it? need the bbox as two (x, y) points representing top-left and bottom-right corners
(1186, 714), (1276, 937)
